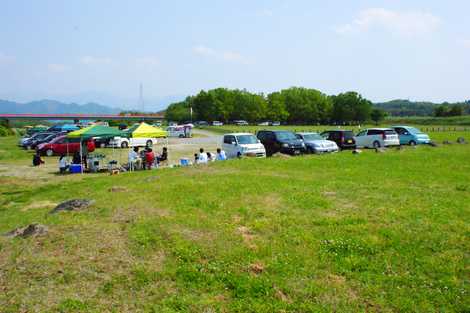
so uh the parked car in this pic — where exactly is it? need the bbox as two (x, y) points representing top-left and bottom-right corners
(222, 133), (266, 158)
(256, 130), (306, 156)
(354, 128), (400, 148)
(109, 136), (158, 148)
(194, 121), (209, 126)
(22, 132), (56, 150)
(166, 126), (186, 138)
(234, 120), (249, 126)
(93, 136), (113, 148)
(19, 132), (45, 147)
(391, 126), (431, 145)
(320, 130), (356, 150)
(295, 132), (339, 154)
(271, 121), (281, 126)
(37, 136), (95, 156)
(212, 121), (224, 126)
(258, 121), (270, 126)
(29, 132), (66, 150)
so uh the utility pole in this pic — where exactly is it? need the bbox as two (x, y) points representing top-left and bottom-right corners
(139, 83), (144, 113)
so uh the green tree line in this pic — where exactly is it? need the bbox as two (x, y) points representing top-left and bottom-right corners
(165, 87), (378, 125)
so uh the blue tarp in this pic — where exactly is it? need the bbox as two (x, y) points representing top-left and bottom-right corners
(48, 124), (80, 132)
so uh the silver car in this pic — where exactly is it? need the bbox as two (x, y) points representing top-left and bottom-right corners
(296, 132), (339, 154)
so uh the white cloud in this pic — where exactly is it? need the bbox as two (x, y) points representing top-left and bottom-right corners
(193, 45), (249, 64)
(335, 8), (441, 37)
(134, 56), (160, 68)
(79, 56), (113, 65)
(47, 63), (69, 73)
(193, 45), (217, 57)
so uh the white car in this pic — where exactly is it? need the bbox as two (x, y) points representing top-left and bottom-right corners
(258, 121), (270, 126)
(354, 128), (400, 148)
(295, 132), (339, 154)
(109, 137), (158, 148)
(222, 133), (266, 158)
(212, 121), (224, 126)
(166, 126), (186, 138)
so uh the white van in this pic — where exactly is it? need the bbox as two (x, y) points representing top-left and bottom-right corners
(354, 128), (400, 148)
(222, 133), (266, 158)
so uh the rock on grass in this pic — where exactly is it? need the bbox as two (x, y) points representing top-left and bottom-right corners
(5, 223), (48, 238)
(50, 199), (95, 214)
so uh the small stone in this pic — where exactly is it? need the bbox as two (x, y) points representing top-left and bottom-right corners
(50, 199), (95, 214)
(442, 140), (452, 145)
(457, 137), (467, 144)
(5, 223), (48, 238)
(109, 186), (128, 193)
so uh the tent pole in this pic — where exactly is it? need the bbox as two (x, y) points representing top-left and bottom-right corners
(80, 138), (83, 174)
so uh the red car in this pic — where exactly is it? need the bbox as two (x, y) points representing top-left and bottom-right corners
(37, 136), (95, 156)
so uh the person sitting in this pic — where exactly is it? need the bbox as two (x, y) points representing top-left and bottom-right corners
(128, 147), (141, 171)
(216, 148), (227, 161)
(72, 151), (81, 165)
(32, 152), (44, 167)
(145, 148), (155, 170)
(157, 147), (168, 165)
(207, 152), (215, 162)
(194, 153), (199, 164)
(198, 148), (208, 164)
(59, 154), (69, 174)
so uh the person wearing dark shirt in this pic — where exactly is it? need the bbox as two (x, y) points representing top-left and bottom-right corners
(33, 152), (44, 167)
(157, 147), (168, 164)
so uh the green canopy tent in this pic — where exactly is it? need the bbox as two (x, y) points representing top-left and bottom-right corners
(67, 125), (124, 173)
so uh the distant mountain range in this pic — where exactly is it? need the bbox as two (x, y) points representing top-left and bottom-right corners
(374, 99), (470, 116)
(0, 99), (121, 114)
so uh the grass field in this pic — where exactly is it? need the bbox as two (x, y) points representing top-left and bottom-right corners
(0, 132), (469, 312)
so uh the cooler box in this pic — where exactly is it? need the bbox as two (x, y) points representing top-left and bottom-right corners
(70, 164), (82, 174)
(180, 158), (190, 166)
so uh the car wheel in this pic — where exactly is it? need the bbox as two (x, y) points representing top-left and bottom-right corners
(46, 149), (54, 157)
(178, 134), (184, 138)
(121, 142), (128, 148)
(409, 140), (417, 146)
(237, 152), (242, 158)
(373, 141), (381, 149)
(146, 140), (153, 147)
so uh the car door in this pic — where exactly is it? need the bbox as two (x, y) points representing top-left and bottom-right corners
(354, 130), (367, 147)
(223, 135), (237, 158)
(394, 127), (410, 145)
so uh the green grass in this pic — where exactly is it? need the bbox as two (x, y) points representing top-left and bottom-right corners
(0, 134), (469, 312)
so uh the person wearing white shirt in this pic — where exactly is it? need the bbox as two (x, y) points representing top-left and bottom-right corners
(216, 148), (227, 161)
(128, 147), (141, 171)
(59, 154), (69, 174)
(198, 148), (208, 164)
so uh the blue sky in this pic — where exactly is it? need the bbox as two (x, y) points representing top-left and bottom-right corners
(0, 0), (469, 110)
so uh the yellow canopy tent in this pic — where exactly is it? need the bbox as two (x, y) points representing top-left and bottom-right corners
(126, 122), (167, 138)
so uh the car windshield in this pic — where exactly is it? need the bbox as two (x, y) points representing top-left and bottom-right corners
(302, 133), (323, 141)
(275, 131), (297, 140)
(237, 135), (258, 144)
